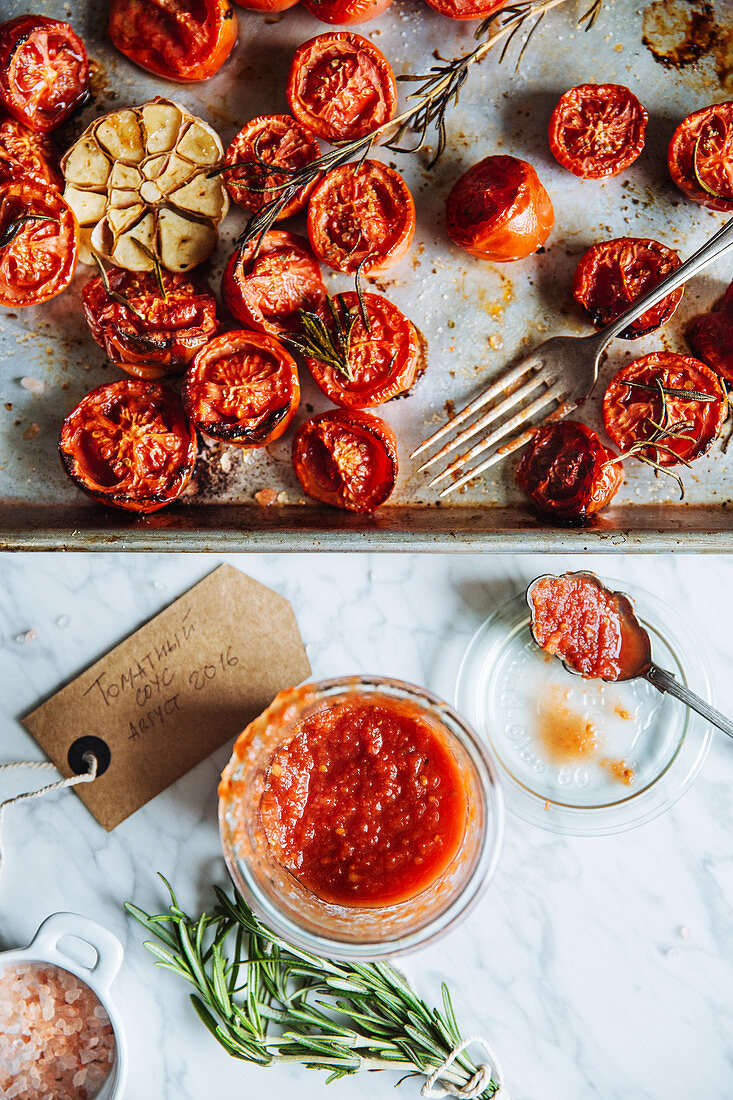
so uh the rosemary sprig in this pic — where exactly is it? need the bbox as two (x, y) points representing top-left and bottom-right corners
(0, 213), (59, 249)
(232, 0), (604, 254)
(132, 238), (168, 301)
(92, 252), (146, 322)
(282, 295), (359, 380)
(125, 877), (499, 1098)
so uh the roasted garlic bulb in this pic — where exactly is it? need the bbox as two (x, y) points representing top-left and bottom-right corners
(61, 97), (228, 272)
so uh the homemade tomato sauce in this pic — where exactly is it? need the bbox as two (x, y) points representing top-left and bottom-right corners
(260, 696), (468, 906)
(528, 572), (651, 681)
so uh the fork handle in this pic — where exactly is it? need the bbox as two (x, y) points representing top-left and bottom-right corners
(591, 216), (733, 349)
(644, 662), (733, 740)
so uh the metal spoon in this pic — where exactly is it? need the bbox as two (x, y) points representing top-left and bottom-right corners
(526, 572), (733, 740)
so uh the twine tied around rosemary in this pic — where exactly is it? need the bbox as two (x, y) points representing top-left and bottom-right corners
(422, 1037), (508, 1099)
(0, 755), (98, 877)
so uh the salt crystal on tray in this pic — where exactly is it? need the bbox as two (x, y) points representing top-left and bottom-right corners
(0, 963), (115, 1100)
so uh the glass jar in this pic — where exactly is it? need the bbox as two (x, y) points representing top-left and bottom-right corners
(219, 675), (504, 959)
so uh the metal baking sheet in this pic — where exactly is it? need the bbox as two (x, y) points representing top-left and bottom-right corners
(2, 0), (732, 550)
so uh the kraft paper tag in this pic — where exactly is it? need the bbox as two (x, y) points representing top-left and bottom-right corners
(22, 564), (311, 831)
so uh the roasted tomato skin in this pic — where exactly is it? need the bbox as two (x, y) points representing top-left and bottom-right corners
(302, 0), (394, 24)
(0, 173), (78, 307)
(0, 16), (89, 133)
(183, 330), (300, 447)
(548, 84), (648, 179)
(668, 101), (733, 212)
(59, 380), (198, 513)
(422, 0), (504, 18)
(82, 267), (220, 379)
(287, 33), (396, 143)
(108, 0), (238, 82)
(572, 237), (683, 339)
(446, 155), (554, 262)
(293, 409), (398, 512)
(232, 0), (298, 11)
(222, 231), (326, 337)
(223, 116), (321, 219)
(687, 281), (733, 383)
(516, 420), (623, 520)
(308, 160), (415, 274)
(0, 112), (62, 189)
(305, 292), (422, 409)
(603, 352), (725, 468)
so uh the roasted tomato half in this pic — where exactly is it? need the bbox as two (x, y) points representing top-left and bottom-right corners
(293, 409), (398, 511)
(516, 420), (623, 520)
(222, 231), (326, 337)
(668, 101), (733, 212)
(302, 0), (394, 25)
(572, 237), (683, 339)
(59, 380), (197, 513)
(232, 0), (297, 12)
(687, 280), (733, 384)
(0, 16), (89, 133)
(445, 155), (554, 262)
(304, 292), (423, 409)
(287, 33), (396, 143)
(82, 267), (220, 379)
(108, 0), (238, 83)
(0, 173), (78, 307)
(0, 112), (62, 189)
(548, 84), (648, 179)
(422, 0), (504, 18)
(308, 160), (414, 274)
(183, 330), (300, 447)
(603, 352), (725, 468)
(223, 115), (321, 219)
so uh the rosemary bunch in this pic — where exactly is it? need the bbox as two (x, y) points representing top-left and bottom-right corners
(126, 877), (500, 1098)
(226, 0), (605, 254)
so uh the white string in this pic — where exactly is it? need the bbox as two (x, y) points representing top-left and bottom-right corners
(0, 755), (98, 877)
(422, 1036), (508, 1100)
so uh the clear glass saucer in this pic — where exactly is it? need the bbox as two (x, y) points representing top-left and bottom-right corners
(455, 582), (713, 836)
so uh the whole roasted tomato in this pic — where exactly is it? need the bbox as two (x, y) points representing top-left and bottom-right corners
(687, 280), (733, 383)
(222, 231), (326, 337)
(548, 84), (647, 179)
(572, 237), (683, 339)
(183, 330), (300, 447)
(0, 16), (89, 133)
(287, 33), (396, 143)
(302, 0), (394, 24)
(0, 172), (78, 307)
(223, 116), (321, 219)
(422, 0), (505, 18)
(516, 420), (623, 520)
(308, 160), (414, 274)
(108, 0), (238, 82)
(293, 409), (398, 511)
(446, 155), (554, 262)
(59, 380), (198, 513)
(303, 292), (423, 409)
(668, 101), (733, 212)
(603, 352), (725, 467)
(82, 267), (220, 379)
(0, 112), (62, 189)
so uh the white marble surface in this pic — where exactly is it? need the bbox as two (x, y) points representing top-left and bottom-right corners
(1, 552), (732, 1100)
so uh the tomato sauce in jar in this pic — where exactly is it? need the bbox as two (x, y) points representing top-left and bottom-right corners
(528, 572), (651, 682)
(259, 696), (468, 907)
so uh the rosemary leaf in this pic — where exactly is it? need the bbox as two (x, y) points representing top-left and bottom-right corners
(0, 214), (59, 249)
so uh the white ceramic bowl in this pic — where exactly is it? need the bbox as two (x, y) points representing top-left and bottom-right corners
(0, 912), (127, 1100)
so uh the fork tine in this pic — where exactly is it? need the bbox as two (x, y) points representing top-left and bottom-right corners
(430, 382), (570, 489)
(409, 356), (539, 461)
(438, 398), (577, 497)
(418, 369), (555, 473)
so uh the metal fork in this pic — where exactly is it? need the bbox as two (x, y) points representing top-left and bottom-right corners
(413, 216), (733, 496)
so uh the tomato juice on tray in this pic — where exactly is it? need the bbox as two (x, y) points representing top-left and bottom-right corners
(259, 694), (468, 907)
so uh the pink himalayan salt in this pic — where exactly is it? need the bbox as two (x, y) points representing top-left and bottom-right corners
(0, 962), (116, 1100)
